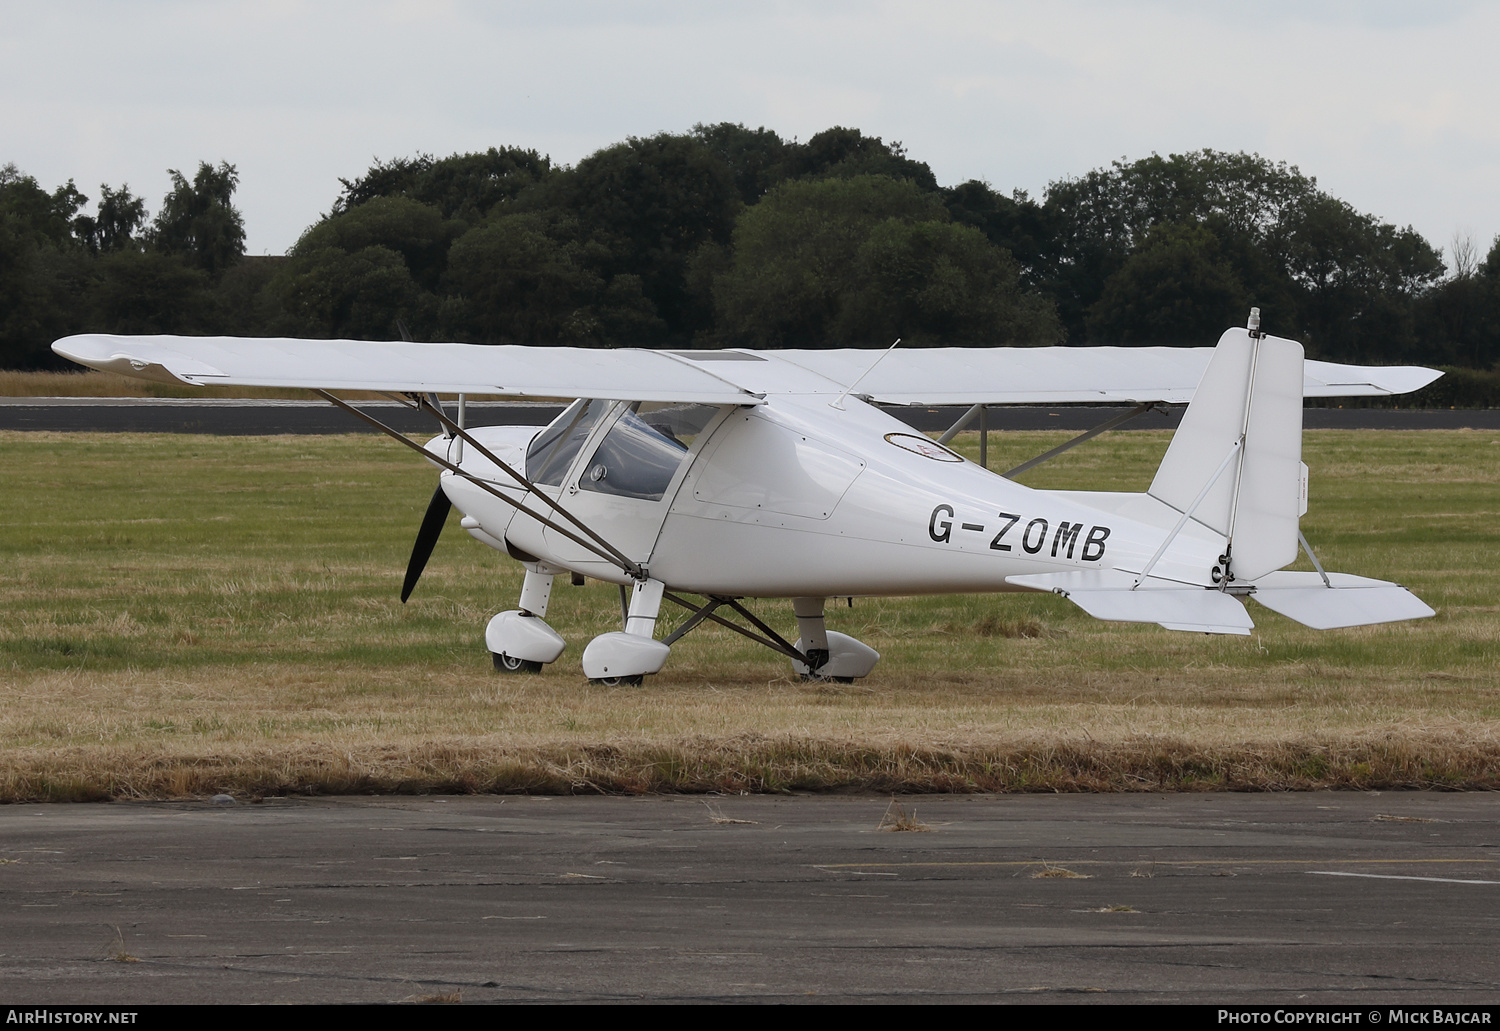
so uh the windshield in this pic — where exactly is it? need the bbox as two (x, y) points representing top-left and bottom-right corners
(526, 398), (610, 486)
(579, 402), (720, 502)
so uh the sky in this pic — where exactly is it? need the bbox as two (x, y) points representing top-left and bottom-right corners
(4, 1), (1498, 266)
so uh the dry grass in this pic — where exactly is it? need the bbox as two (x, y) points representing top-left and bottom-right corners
(703, 800), (757, 825)
(1, 428), (1497, 800)
(8, 716), (1496, 800)
(1033, 864), (1090, 879)
(106, 925), (139, 963)
(877, 797), (931, 832)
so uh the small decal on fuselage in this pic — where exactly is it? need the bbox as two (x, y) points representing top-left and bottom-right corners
(928, 504), (1110, 562)
(886, 433), (964, 462)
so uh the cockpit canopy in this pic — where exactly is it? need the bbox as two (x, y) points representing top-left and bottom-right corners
(526, 400), (721, 501)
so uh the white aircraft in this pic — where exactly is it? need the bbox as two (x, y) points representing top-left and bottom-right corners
(53, 312), (1439, 685)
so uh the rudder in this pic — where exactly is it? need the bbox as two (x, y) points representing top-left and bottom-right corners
(1147, 326), (1303, 583)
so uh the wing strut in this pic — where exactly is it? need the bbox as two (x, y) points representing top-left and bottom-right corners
(935, 403), (984, 444)
(1001, 402), (1160, 479)
(401, 392), (644, 575)
(314, 390), (644, 579)
(936, 403), (990, 467)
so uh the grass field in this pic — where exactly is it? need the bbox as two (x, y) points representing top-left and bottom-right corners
(1, 427), (1496, 800)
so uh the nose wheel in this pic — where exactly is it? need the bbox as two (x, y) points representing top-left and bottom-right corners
(492, 652), (544, 674)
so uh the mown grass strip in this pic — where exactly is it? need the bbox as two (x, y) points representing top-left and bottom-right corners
(1, 429), (1496, 799)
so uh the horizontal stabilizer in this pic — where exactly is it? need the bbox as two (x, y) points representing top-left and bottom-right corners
(1247, 571), (1435, 630)
(1007, 570), (1253, 635)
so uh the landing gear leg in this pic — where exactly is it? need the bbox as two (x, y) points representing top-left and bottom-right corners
(582, 578), (671, 685)
(793, 597), (834, 679)
(789, 596), (879, 682)
(487, 566), (567, 673)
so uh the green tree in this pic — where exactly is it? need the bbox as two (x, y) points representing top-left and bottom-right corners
(691, 122), (790, 205)
(712, 175), (944, 347)
(782, 127), (938, 190)
(545, 133), (742, 340)
(295, 196), (454, 289)
(92, 250), (216, 334)
(150, 161), (246, 276)
(839, 219), (1062, 345)
(1276, 193), (1442, 361)
(1086, 222), (1249, 345)
(0, 164), (91, 246)
(443, 213), (666, 344)
(334, 148), (554, 224)
(275, 244), (424, 340)
(271, 196), (457, 339)
(212, 256), (290, 337)
(1040, 150), (1444, 358)
(92, 184), (148, 254)
(1040, 150), (1317, 339)
(447, 213), (599, 343)
(0, 165), (96, 367)
(1410, 232), (1500, 370)
(943, 180), (1054, 285)
(711, 175), (1056, 347)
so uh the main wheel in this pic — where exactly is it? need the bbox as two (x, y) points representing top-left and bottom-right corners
(493, 652), (543, 674)
(799, 671), (855, 684)
(590, 674), (644, 687)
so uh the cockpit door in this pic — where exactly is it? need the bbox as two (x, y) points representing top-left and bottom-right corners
(534, 401), (728, 578)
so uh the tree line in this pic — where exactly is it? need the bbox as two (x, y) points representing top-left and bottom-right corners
(5, 125), (1500, 378)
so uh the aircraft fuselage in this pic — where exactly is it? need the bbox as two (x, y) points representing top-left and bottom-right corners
(439, 392), (1227, 599)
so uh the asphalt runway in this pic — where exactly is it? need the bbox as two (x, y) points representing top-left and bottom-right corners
(5, 792), (1499, 1004)
(2, 397), (1496, 434)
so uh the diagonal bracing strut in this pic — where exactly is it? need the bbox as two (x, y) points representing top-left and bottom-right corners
(314, 390), (643, 578)
(660, 592), (810, 665)
(1002, 402), (1160, 479)
(400, 392), (642, 575)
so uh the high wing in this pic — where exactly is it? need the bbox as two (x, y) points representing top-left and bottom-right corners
(51, 333), (1440, 404)
(49, 334), (765, 406)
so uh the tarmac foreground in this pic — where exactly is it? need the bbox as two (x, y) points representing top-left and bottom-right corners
(3, 793), (1498, 1004)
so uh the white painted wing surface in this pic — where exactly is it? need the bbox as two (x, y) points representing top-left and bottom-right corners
(49, 334), (765, 405)
(51, 333), (1440, 405)
(767, 346), (1441, 404)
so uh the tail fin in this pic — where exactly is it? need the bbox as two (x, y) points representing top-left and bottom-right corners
(1011, 322), (1433, 633)
(1148, 327), (1303, 583)
(1146, 325), (1433, 629)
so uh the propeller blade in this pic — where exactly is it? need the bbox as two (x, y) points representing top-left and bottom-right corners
(401, 485), (452, 603)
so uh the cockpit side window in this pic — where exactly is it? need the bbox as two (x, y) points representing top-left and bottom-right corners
(526, 398), (610, 486)
(579, 402), (720, 502)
